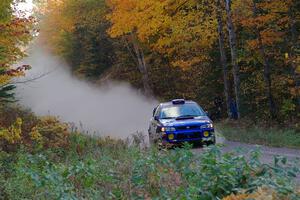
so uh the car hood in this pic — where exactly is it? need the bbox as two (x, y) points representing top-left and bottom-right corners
(159, 116), (212, 127)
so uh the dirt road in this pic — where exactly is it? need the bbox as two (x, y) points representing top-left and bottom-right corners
(194, 138), (300, 182)
(220, 140), (300, 164)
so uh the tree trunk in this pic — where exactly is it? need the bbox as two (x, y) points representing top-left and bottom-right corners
(126, 34), (153, 97)
(216, 0), (231, 118)
(252, 1), (276, 118)
(289, 8), (300, 108)
(225, 0), (241, 119)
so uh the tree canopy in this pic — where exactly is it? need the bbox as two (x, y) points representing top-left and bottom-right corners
(0, 0), (33, 103)
(41, 0), (300, 122)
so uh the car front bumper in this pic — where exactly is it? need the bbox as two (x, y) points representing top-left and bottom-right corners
(162, 129), (215, 145)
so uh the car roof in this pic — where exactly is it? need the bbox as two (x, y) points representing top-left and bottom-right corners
(160, 100), (197, 107)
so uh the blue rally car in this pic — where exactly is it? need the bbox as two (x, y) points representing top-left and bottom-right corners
(148, 99), (215, 147)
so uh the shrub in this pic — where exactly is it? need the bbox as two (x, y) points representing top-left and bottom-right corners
(0, 105), (38, 134)
(0, 118), (22, 151)
(0, 105), (71, 152)
(29, 116), (70, 149)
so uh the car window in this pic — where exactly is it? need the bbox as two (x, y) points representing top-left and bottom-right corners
(154, 106), (161, 118)
(159, 103), (205, 119)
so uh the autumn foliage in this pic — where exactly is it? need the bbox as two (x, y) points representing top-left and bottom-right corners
(0, 0), (34, 103)
(0, 2), (299, 199)
(39, 0), (300, 123)
(0, 105), (71, 152)
(223, 187), (300, 200)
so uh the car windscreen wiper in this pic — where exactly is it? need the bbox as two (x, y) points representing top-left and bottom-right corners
(176, 115), (198, 120)
(160, 117), (175, 119)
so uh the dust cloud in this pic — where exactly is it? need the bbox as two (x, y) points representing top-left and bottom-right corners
(15, 42), (158, 139)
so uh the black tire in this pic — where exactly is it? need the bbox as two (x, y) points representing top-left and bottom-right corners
(192, 141), (203, 148)
(206, 140), (216, 146)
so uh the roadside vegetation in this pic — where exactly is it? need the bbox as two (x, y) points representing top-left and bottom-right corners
(217, 121), (300, 149)
(0, 107), (299, 199)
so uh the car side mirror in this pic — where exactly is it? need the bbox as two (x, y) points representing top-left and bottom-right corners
(154, 116), (159, 121)
(153, 107), (157, 117)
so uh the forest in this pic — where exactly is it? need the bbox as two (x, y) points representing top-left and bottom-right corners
(39, 0), (300, 124)
(0, 0), (300, 199)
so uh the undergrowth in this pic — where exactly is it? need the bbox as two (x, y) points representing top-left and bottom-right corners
(0, 106), (299, 199)
(0, 133), (299, 200)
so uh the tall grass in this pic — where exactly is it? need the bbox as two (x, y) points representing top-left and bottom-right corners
(217, 123), (300, 149)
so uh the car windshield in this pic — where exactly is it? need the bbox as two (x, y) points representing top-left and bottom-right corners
(159, 103), (206, 119)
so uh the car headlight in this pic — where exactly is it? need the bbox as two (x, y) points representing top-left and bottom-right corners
(161, 127), (176, 132)
(201, 123), (214, 129)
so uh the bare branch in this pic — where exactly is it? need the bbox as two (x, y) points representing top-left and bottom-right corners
(0, 70), (53, 89)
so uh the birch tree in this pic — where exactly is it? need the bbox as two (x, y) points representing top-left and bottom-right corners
(225, 0), (241, 118)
